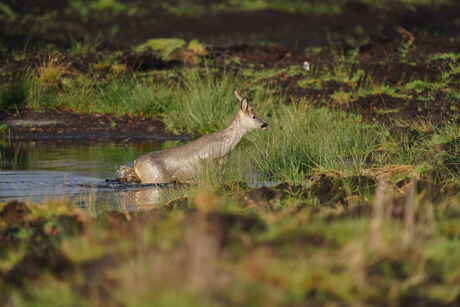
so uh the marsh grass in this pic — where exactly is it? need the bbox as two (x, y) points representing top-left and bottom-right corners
(386, 122), (460, 182)
(234, 104), (388, 183)
(6, 63), (459, 190)
(22, 68), (249, 134)
(160, 70), (245, 134)
(27, 75), (171, 116)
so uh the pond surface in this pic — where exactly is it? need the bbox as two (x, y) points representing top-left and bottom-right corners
(1, 140), (275, 213)
(0, 141), (178, 211)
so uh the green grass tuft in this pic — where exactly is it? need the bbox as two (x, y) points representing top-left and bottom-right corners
(239, 105), (388, 183)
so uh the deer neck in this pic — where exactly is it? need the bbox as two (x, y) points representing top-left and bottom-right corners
(221, 116), (250, 149)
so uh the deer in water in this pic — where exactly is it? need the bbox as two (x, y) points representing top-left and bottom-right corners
(117, 90), (268, 184)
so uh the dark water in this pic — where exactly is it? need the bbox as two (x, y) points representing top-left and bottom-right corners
(0, 142), (176, 209)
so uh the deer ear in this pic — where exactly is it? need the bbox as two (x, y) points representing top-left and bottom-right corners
(235, 90), (250, 112)
(234, 90), (244, 102)
(240, 99), (249, 112)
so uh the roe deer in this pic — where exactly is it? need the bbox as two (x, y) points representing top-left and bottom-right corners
(118, 90), (268, 184)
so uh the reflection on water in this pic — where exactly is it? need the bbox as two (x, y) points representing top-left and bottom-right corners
(71, 184), (178, 214)
(117, 185), (182, 211)
(0, 142), (29, 170)
(0, 141), (180, 211)
(0, 141), (273, 212)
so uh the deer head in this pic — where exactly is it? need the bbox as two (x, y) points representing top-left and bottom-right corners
(234, 90), (268, 131)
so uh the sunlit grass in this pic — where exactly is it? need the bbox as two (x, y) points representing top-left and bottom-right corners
(21, 68), (245, 134)
(16, 64), (459, 187)
(232, 104), (388, 183)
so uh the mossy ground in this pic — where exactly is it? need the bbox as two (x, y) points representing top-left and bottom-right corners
(1, 1), (460, 306)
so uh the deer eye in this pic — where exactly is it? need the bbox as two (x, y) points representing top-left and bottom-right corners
(252, 115), (256, 119)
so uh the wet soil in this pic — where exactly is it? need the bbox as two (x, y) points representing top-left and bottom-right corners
(0, 108), (179, 142)
(252, 38), (460, 126)
(241, 173), (459, 216)
(210, 44), (309, 69)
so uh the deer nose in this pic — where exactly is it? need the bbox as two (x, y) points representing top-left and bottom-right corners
(261, 122), (268, 129)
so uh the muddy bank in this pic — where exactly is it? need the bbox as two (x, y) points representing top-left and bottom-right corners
(0, 109), (187, 142)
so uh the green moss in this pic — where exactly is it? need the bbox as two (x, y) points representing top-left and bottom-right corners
(187, 40), (207, 55)
(135, 38), (186, 59)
